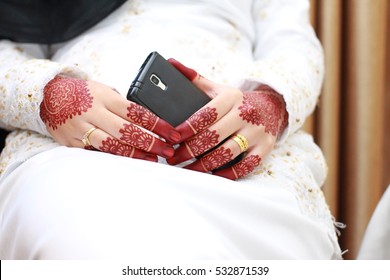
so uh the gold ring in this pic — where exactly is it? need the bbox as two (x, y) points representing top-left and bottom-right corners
(230, 134), (249, 153)
(82, 127), (97, 147)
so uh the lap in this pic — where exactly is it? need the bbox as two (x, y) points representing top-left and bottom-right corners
(0, 142), (340, 259)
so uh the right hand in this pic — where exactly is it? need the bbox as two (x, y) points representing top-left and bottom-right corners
(40, 75), (181, 162)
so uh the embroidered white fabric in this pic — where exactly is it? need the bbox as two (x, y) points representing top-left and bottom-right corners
(0, 0), (342, 259)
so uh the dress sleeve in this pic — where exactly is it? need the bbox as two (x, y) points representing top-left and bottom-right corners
(0, 40), (88, 136)
(238, 0), (324, 142)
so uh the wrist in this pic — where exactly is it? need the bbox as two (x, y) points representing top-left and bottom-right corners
(250, 85), (289, 136)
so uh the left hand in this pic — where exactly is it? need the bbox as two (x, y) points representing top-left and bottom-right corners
(40, 76), (179, 161)
(167, 59), (288, 180)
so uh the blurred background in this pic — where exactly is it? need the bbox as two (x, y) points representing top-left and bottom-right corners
(308, 0), (389, 259)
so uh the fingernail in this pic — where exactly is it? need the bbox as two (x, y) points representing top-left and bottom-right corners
(167, 157), (177, 165)
(162, 146), (175, 158)
(169, 130), (181, 143)
(144, 154), (157, 162)
(168, 58), (197, 81)
(212, 169), (236, 180)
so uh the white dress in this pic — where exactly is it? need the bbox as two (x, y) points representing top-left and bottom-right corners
(358, 185), (390, 260)
(0, 0), (342, 259)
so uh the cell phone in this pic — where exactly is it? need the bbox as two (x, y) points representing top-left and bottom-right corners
(128, 51), (242, 170)
(127, 51), (211, 127)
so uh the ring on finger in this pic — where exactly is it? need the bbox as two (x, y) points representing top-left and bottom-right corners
(230, 134), (249, 153)
(82, 127), (97, 147)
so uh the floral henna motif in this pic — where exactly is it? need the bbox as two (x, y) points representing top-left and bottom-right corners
(232, 155), (261, 179)
(127, 103), (158, 131)
(99, 137), (135, 157)
(40, 76), (93, 130)
(201, 147), (233, 171)
(186, 107), (218, 133)
(119, 123), (154, 151)
(186, 129), (219, 156)
(238, 91), (286, 136)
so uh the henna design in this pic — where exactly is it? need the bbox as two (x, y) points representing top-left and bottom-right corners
(40, 76), (93, 130)
(201, 147), (233, 171)
(99, 137), (135, 157)
(127, 103), (158, 131)
(84, 145), (97, 151)
(186, 129), (219, 156)
(186, 107), (218, 133)
(232, 155), (261, 179)
(238, 92), (284, 136)
(119, 123), (154, 151)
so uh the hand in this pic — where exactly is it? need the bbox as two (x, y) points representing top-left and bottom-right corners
(167, 59), (288, 180)
(40, 75), (181, 161)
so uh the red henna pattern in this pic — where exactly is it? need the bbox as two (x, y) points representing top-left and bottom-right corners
(238, 92), (283, 136)
(84, 145), (97, 151)
(187, 107), (218, 133)
(186, 129), (219, 156)
(40, 76), (93, 130)
(201, 147), (233, 171)
(232, 155), (261, 178)
(127, 103), (158, 131)
(99, 137), (135, 157)
(119, 123), (154, 151)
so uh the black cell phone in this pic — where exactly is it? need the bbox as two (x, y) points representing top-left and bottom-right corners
(127, 51), (243, 170)
(127, 51), (211, 127)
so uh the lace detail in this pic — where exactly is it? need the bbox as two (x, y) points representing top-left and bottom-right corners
(0, 41), (87, 136)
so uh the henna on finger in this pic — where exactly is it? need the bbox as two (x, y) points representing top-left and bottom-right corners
(40, 76), (93, 130)
(167, 128), (220, 165)
(127, 103), (158, 131)
(100, 137), (136, 157)
(119, 123), (154, 151)
(184, 146), (233, 173)
(99, 136), (157, 162)
(213, 154), (261, 180)
(84, 145), (97, 151)
(176, 106), (218, 141)
(186, 129), (220, 156)
(119, 123), (174, 158)
(127, 103), (181, 143)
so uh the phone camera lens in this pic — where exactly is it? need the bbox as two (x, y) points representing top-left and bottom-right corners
(150, 74), (167, 90)
(150, 74), (160, 85)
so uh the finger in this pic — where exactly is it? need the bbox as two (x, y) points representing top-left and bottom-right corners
(84, 127), (158, 162)
(174, 92), (243, 145)
(99, 137), (158, 162)
(106, 95), (181, 143)
(167, 112), (242, 165)
(167, 128), (221, 165)
(167, 58), (216, 142)
(175, 106), (220, 142)
(184, 146), (234, 173)
(183, 131), (248, 173)
(91, 110), (175, 158)
(124, 102), (181, 143)
(118, 122), (175, 158)
(175, 88), (243, 143)
(212, 153), (262, 180)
